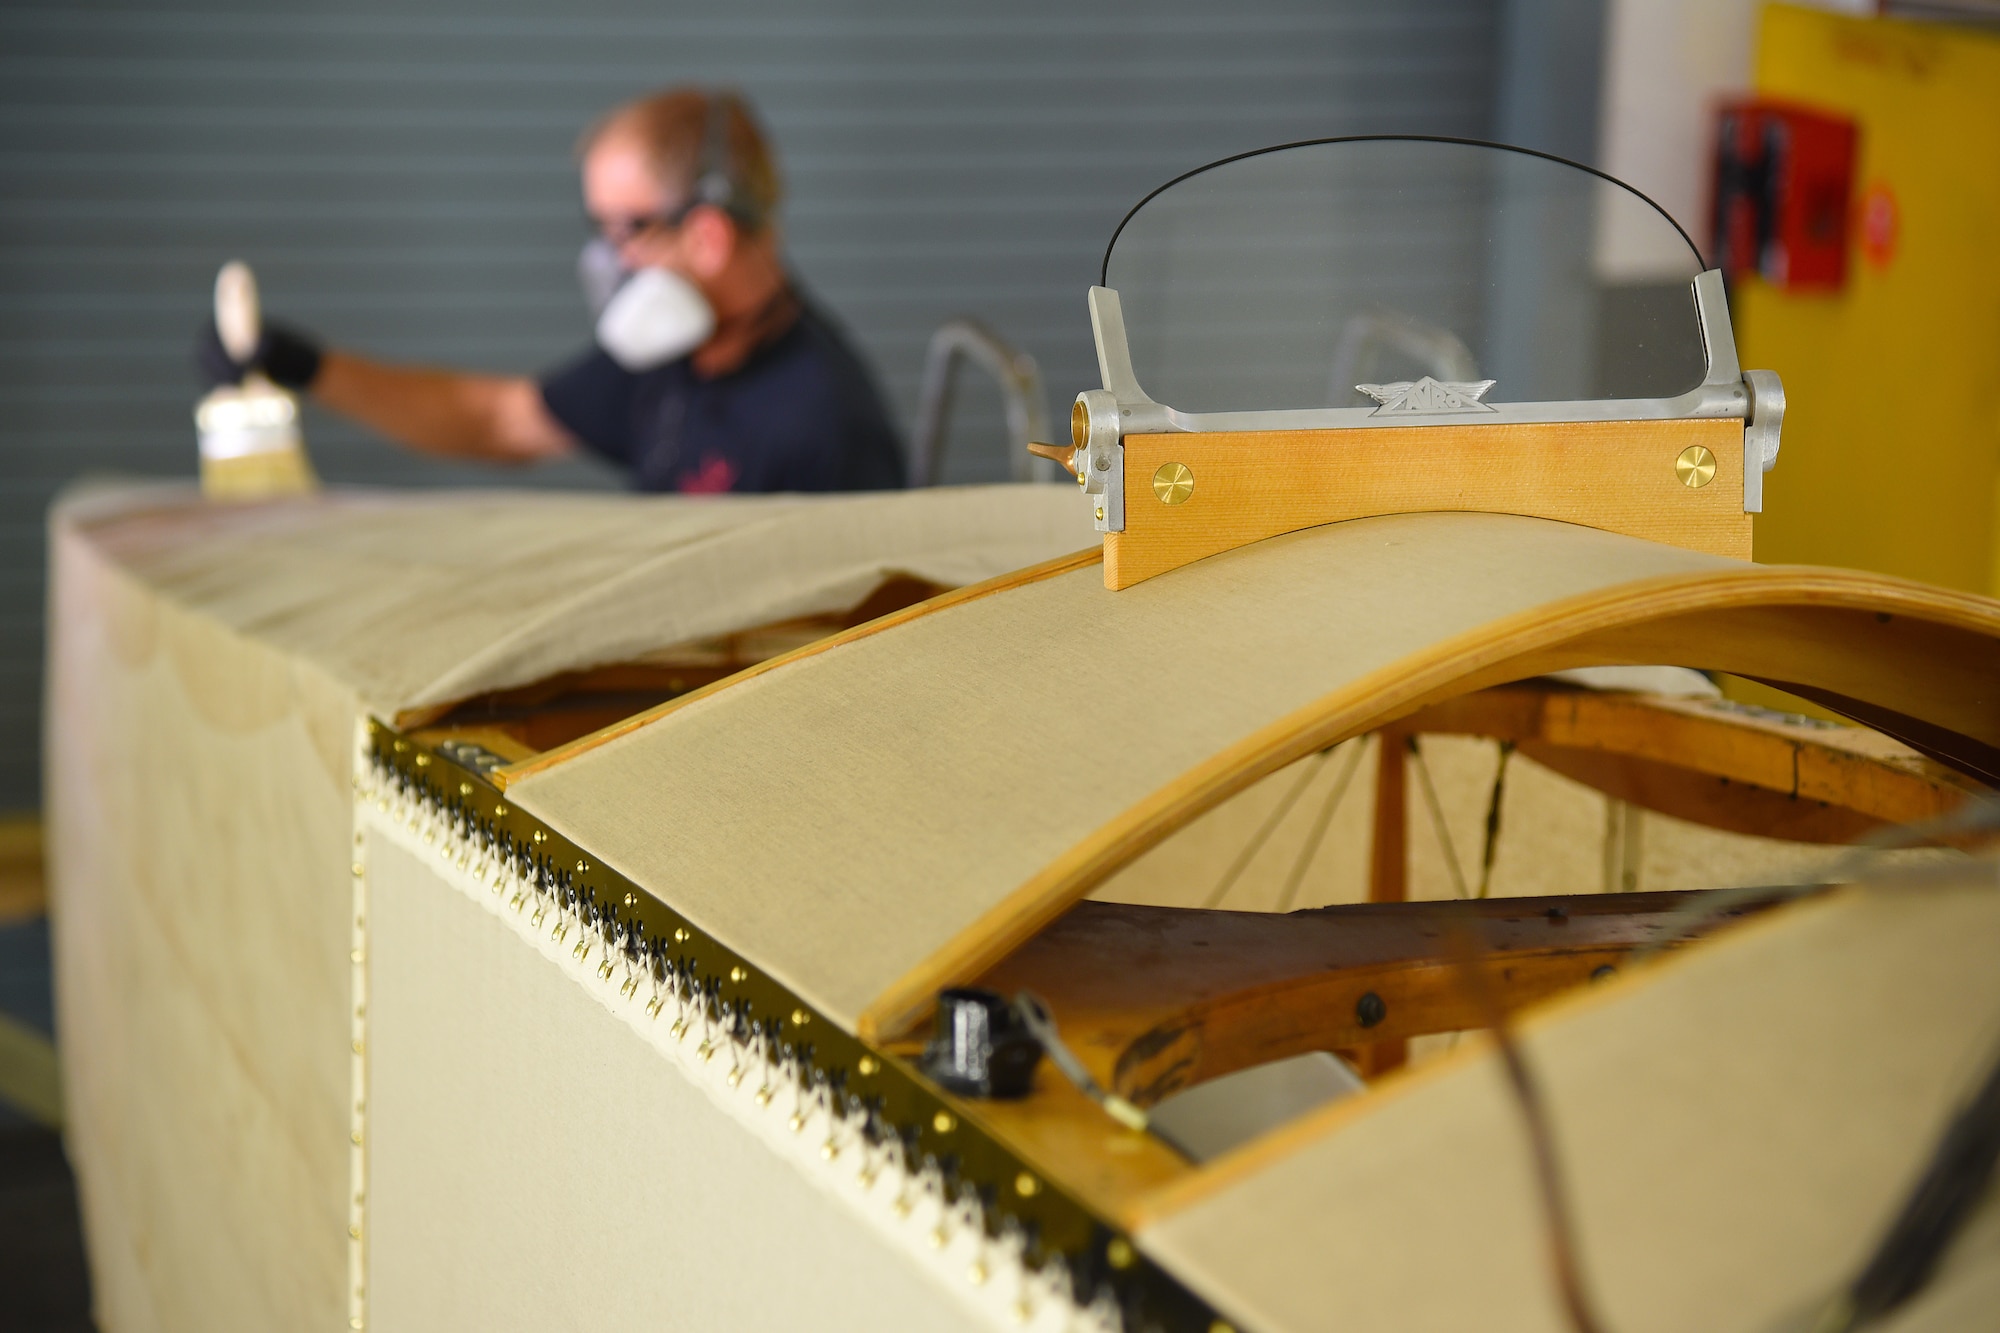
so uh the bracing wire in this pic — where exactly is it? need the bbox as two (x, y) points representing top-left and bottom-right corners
(1408, 736), (1472, 900)
(1273, 739), (1369, 913)
(1476, 740), (1515, 899)
(1199, 745), (1335, 909)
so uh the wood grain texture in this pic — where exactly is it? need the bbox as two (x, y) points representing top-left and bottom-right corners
(1104, 419), (1750, 589)
(976, 892), (1751, 1112)
(1404, 684), (1988, 845)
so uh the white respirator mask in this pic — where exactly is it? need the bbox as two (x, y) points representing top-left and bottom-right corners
(579, 239), (716, 371)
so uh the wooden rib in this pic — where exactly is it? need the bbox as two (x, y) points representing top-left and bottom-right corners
(491, 547), (1102, 788)
(859, 568), (2000, 1041)
(1404, 685), (1986, 845)
(977, 892), (1753, 1107)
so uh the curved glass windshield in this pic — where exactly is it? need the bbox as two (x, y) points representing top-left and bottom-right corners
(1102, 137), (1708, 413)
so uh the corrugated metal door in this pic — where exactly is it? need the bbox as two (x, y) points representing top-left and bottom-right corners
(2, 1), (1507, 808)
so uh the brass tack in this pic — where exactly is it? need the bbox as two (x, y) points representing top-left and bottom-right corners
(1107, 1238), (1135, 1270)
(790, 1008), (811, 1027)
(493, 804), (507, 817)
(1152, 461), (1195, 505)
(729, 966), (748, 984)
(1676, 444), (1717, 488)
(857, 1056), (879, 1077)
(932, 1111), (956, 1135)
(1015, 1172), (1040, 1198)
(459, 782), (472, 796)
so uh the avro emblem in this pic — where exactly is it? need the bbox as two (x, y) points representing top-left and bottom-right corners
(1356, 376), (1498, 415)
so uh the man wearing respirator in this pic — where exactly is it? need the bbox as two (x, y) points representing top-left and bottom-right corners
(196, 87), (906, 493)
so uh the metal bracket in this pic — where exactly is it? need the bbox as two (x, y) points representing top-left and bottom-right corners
(1073, 387), (1126, 532)
(1083, 272), (1785, 522)
(1741, 368), (1786, 514)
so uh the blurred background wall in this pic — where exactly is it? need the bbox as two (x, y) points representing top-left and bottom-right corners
(0, 0), (1609, 813)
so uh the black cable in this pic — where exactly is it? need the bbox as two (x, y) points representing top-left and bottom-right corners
(1837, 1033), (2000, 1330)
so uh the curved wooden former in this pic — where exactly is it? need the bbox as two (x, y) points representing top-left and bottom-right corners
(499, 512), (2000, 1048)
(864, 562), (2000, 1040)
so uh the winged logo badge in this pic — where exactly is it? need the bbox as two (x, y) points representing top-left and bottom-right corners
(1355, 376), (1498, 415)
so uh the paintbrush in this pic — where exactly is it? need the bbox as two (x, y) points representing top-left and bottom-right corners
(194, 261), (319, 500)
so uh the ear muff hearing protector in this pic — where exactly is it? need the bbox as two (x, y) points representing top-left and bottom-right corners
(690, 90), (764, 231)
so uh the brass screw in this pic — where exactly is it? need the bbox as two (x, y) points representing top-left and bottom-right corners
(1094, 505), (1105, 521)
(1106, 1237), (1136, 1269)
(1015, 1172), (1040, 1198)
(857, 1056), (879, 1077)
(790, 1008), (811, 1027)
(413, 754), (429, 767)
(493, 804), (508, 817)
(622, 893), (636, 907)
(1153, 462), (1195, 505)
(458, 782), (472, 796)
(932, 1110), (956, 1134)
(729, 966), (748, 984)
(1676, 444), (1717, 488)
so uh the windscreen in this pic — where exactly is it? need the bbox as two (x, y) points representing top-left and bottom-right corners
(1102, 137), (1709, 413)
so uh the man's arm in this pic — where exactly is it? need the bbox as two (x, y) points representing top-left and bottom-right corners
(310, 352), (578, 464)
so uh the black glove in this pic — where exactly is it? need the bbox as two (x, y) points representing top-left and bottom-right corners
(195, 317), (324, 392)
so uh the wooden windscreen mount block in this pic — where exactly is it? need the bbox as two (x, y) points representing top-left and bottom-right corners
(1104, 417), (1750, 589)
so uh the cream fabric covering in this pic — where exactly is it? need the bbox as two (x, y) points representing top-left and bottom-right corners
(1136, 879), (2000, 1333)
(45, 482), (1092, 1333)
(364, 836), (986, 1332)
(509, 514), (1745, 1030)
(57, 482), (1093, 712)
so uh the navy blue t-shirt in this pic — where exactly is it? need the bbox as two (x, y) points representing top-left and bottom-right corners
(539, 299), (905, 493)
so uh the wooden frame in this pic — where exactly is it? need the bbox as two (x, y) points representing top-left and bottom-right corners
(1104, 419), (1749, 589)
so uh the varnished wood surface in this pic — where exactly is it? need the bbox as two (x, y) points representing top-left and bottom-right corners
(1405, 684), (1988, 844)
(975, 892), (1754, 1108)
(1105, 418), (1750, 588)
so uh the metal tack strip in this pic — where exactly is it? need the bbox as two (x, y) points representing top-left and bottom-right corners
(367, 720), (1224, 1333)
